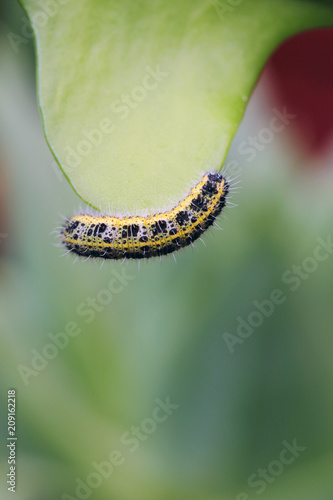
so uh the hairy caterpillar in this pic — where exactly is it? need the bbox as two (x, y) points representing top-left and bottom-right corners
(61, 172), (230, 260)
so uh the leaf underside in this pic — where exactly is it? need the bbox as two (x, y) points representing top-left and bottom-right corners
(20, 0), (333, 212)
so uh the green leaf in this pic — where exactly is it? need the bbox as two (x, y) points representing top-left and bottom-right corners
(20, 0), (333, 212)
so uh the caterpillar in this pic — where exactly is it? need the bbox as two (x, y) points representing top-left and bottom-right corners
(61, 171), (230, 260)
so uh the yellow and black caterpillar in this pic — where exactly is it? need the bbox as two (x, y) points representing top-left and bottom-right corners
(61, 172), (230, 260)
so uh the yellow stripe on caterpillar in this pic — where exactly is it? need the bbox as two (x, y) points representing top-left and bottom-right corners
(61, 172), (230, 260)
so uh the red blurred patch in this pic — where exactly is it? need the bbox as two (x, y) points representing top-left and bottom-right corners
(266, 28), (333, 158)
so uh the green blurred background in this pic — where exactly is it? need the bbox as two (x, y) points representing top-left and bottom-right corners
(0, 2), (333, 499)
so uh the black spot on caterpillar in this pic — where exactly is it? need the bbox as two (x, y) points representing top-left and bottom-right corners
(61, 172), (230, 260)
